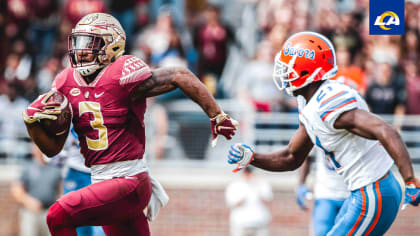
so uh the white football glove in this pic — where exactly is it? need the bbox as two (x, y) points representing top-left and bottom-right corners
(227, 143), (255, 172)
(146, 174), (169, 221)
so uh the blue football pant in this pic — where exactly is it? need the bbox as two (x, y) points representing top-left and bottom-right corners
(313, 199), (345, 236)
(327, 170), (403, 236)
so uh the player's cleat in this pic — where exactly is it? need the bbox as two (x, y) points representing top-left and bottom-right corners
(228, 143), (255, 172)
(210, 112), (238, 147)
(402, 182), (420, 210)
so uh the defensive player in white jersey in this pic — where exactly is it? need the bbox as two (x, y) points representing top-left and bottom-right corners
(228, 31), (420, 236)
(297, 148), (349, 236)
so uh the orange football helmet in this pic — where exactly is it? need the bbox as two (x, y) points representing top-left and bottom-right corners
(273, 32), (337, 96)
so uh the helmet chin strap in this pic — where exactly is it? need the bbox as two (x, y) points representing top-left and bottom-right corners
(77, 64), (103, 76)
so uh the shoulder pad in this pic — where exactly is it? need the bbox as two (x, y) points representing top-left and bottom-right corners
(109, 55), (152, 92)
(316, 85), (357, 124)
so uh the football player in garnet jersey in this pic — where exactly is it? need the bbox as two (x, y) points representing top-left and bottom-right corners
(227, 32), (420, 235)
(22, 13), (238, 236)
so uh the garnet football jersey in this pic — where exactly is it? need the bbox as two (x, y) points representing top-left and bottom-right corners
(53, 55), (152, 167)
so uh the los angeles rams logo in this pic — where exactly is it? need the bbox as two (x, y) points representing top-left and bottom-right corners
(283, 43), (315, 60)
(374, 11), (400, 30)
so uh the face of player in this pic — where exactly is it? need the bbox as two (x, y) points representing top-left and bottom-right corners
(70, 35), (104, 65)
(76, 50), (95, 64)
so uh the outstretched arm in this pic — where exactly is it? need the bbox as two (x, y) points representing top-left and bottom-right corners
(334, 109), (417, 184)
(131, 67), (221, 118)
(131, 67), (237, 144)
(251, 124), (314, 171)
(299, 156), (312, 185)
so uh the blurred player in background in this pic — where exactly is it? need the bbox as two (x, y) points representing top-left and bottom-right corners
(297, 148), (349, 236)
(332, 47), (366, 96)
(228, 31), (420, 236)
(225, 166), (273, 236)
(11, 143), (62, 236)
(22, 12), (238, 236)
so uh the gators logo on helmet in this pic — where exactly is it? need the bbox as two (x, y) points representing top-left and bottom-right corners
(273, 31), (337, 96)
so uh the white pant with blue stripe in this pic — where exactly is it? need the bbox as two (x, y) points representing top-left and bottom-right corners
(327, 167), (404, 236)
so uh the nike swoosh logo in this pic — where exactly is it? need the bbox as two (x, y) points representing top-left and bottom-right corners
(94, 92), (105, 98)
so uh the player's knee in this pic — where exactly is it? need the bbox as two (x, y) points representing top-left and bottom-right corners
(47, 203), (72, 231)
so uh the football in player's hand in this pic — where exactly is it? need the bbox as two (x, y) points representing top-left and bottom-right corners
(40, 91), (72, 136)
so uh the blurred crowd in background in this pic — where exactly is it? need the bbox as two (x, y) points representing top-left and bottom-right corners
(1, 0), (420, 160)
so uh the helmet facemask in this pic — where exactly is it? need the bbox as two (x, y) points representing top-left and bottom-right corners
(273, 53), (302, 96)
(68, 33), (109, 76)
(273, 53), (336, 97)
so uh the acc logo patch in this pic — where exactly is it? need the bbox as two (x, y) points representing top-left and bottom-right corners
(374, 11), (400, 30)
(70, 88), (81, 96)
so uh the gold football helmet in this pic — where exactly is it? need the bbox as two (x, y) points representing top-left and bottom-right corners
(68, 13), (126, 76)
